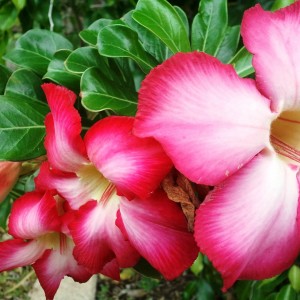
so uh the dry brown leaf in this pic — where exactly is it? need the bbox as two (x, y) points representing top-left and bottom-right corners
(162, 170), (207, 232)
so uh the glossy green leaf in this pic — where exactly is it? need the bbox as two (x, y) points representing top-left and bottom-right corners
(80, 19), (123, 46)
(5, 69), (45, 102)
(0, 64), (11, 94)
(272, 0), (294, 10)
(215, 25), (240, 63)
(4, 29), (73, 76)
(97, 24), (157, 73)
(276, 285), (297, 300)
(0, 2), (18, 31)
(123, 10), (172, 63)
(43, 50), (80, 91)
(191, 0), (227, 55)
(132, 0), (190, 53)
(174, 6), (189, 37)
(230, 47), (254, 77)
(65, 47), (109, 74)
(81, 67), (137, 116)
(288, 265), (300, 292)
(0, 95), (48, 160)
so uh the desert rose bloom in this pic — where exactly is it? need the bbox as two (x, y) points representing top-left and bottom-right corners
(134, 2), (300, 290)
(0, 191), (92, 300)
(0, 161), (21, 203)
(35, 83), (198, 279)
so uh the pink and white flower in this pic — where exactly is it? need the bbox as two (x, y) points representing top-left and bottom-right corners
(134, 2), (300, 290)
(35, 83), (198, 279)
(0, 191), (92, 300)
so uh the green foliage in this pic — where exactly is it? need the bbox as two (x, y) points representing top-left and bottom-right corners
(191, 0), (240, 62)
(4, 29), (73, 75)
(132, 0), (191, 53)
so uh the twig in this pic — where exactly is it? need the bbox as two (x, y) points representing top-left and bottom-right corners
(48, 0), (54, 31)
(4, 270), (35, 295)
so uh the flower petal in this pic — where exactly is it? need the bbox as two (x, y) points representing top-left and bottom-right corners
(242, 3), (300, 112)
(0, 239), (45, 271)
(69, 199), (140, 274)
(194, 150), (300, 290)
(117, 190), (199, 280)
(8, 191), (61, 239)
(35, 162), (101, 209)
(134, 52), (273, 185)
(33, 238), (92, 300)
(42, 83), (88, 173)
(85, 116), (172, 199)
(0, 162), (21, 203)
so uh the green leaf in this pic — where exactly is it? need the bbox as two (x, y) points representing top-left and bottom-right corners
(0, 197), (12, 229)
(81, 67), (137, 116)
(230, 47), (254, 77)
(276, 285), (297, 300)
(174, 6), (189, 37)
(5, 69), (46, 102)
(43, 50), (80, 92)
(288, 266), (300, 292)
(215, 25), (240, 63)
(0, 95), (48, 160)
(272, 0), (294, 10)
(132, 0), (190, 53)
(191, 0), (227, 55)
(80, 19), (123, 46)
(190, 254), (204, 276)
(12, 0), (26, 10)
(4, 29), (73, 76)
(65, 47), (109, 74)
(97, 24), (157, 73)
(123, 10), (172, 63)
(0, 2), (18, 31)
(0, 64), (11, 94)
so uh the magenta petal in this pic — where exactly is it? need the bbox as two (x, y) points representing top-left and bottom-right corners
(8, 191), (61, 239)
(242, 3), (300, 111)
(0, 239), (45, 271)
(33, 240), (92, 300)
(35, 162), (96, 209)
(117, 190), (199, 279)
(85, 116), (172, 199)
(69, 199), (139, 274)
(195, 150), (300, 290)
(134, 52), (273, 185)
(42, 83), (88, 173)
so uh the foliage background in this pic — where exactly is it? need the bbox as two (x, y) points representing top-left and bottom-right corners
(0, 0), (300, 299)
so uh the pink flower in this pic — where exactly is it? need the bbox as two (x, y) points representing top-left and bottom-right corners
(0, 162), (21, 203)
(0, 191), (92, 300)
(35, 83), (198, 279)
(134, 3), (300, 290)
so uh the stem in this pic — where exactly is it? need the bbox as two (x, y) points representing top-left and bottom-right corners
(4, 270), (35, 295)
(48, 0), (55, 31)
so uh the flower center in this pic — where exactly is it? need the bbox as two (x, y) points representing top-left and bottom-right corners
(270, 110), (300, 165)
(77, 164), (116, 204)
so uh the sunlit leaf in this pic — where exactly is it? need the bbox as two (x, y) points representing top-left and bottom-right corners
(132, 0), (190, 53)
(98, 24), (157, 73)
(4, 29), (73, 76)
